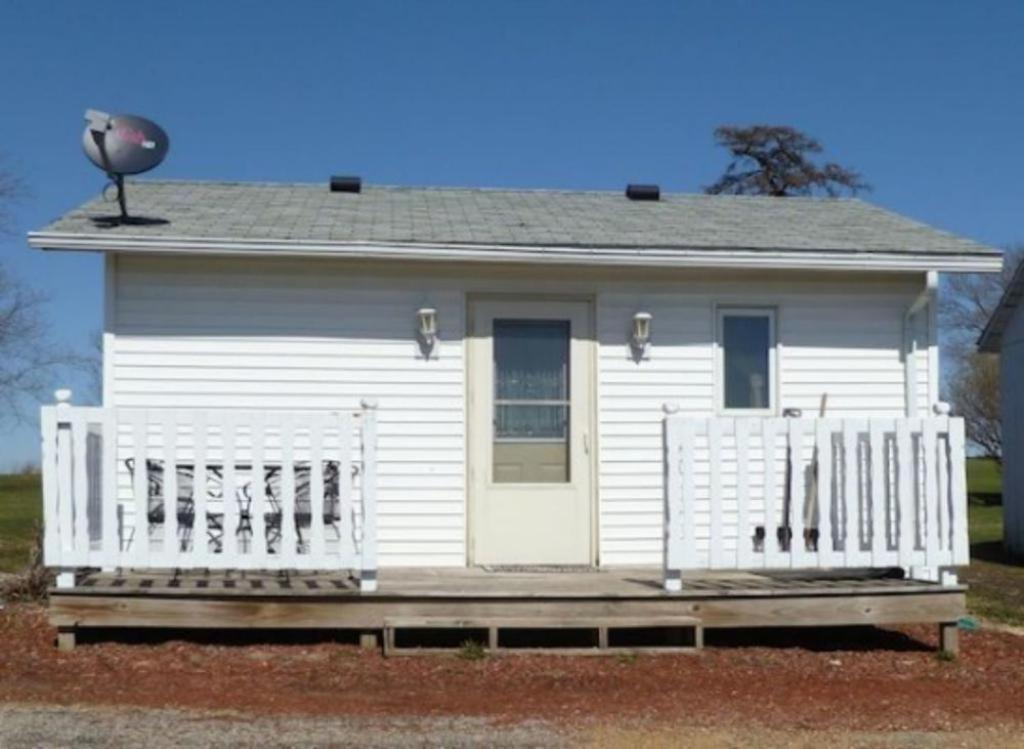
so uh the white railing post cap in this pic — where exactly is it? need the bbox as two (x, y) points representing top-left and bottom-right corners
(933, 402), (951, 415)
(360, 398), (379, 410)
(662, 402), (680, 415)
(54, 389), (73, 405)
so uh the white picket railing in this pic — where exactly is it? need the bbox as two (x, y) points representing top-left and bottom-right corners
(662, 411), (969, 591)
(40, 392), (379, 591)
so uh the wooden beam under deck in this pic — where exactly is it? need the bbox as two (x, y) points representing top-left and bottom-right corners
(48, 567), (966, 644)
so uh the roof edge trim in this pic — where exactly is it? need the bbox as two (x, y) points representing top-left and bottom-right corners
(27, 232), (1004, 274)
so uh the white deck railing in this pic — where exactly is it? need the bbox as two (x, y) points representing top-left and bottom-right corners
(40, 392), (379, 591)
(662, 410), (969, 591)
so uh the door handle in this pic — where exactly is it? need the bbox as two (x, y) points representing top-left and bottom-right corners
(583, 432), (590, 455)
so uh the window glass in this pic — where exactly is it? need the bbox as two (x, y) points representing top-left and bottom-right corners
(492, 320), (570, 483)
(723, 314), (772, 410)
(494, 320), (569, 403)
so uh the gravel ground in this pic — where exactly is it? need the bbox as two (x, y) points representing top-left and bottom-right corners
(3, 704), (1024, 748)
(0, 704), (569, 748)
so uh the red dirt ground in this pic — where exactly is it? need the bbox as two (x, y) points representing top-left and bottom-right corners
(2, 604), (1023, 732)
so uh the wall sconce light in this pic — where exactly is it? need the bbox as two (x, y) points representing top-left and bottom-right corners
(631, 311), (652, 360)
(416, 307), (438, 355)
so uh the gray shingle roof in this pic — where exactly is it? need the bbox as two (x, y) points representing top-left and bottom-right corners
(979, 261), (1024, 352)
(33, 180), (998, 258)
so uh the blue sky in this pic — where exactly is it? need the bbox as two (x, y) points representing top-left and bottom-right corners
(0, 1), (1021, 468)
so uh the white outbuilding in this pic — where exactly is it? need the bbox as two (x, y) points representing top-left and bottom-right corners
(31, 178), (1002, 651)
(979, 262), (1024, 558)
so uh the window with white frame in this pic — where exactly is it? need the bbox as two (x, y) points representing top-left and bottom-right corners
(718, 308), (776, 412)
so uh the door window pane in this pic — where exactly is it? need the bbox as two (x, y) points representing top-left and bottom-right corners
(494, 320), (569, 401)
(722, 314), (772, 410)
(493, 320), (570, 483)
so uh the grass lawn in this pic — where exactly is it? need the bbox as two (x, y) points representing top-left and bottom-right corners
(967, 457), (1003, 503)
(0, 473), (43, 573)
(963, 458), (1024, 626)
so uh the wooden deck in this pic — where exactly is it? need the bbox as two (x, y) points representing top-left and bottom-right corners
(48, 566), (965, 653)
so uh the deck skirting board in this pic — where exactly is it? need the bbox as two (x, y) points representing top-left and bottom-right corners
(49, 590), (965, 631)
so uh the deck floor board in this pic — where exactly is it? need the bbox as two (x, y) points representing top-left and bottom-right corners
(56, 566), (959, 599)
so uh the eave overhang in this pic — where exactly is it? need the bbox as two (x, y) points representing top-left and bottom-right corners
(27, 232), (1004, 274)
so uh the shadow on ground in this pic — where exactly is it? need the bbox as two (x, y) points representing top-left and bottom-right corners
(71, 624), (932, 653)
(971, 540), (1024, 566)
(705, 625), (932, 652)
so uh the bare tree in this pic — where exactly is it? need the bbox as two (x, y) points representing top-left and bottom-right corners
(705, 125), (869, 197)
(85, 330), (103, 403)
(940, 247), (1023, 461)
(948, 352), (1002, 461)
(941, 246), (1023, 359)
(0, 268), (70, 422)
(0, 156), (75, 422)
(0, 154), (27, 233)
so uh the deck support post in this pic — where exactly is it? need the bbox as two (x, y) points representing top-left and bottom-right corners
(359, 631), (379, 650)
(56, 626), (76, 652)
(359, 399), (379, 594)
(53, 391), (75, 586)
(662, 402), (683, 593)
(938, 621), (959, 655)
(909, 566), (939, 582)
(56, 570), (75, 589)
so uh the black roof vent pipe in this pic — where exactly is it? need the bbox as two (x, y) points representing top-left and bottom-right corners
(625, 184), (660, 201)
(330, 175), (362, 193)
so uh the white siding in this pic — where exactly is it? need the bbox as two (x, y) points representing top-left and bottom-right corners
(111, 256), (466, 566)
(110, 256), (936, 568)
(596, 283), (935, 565)
(1002, 308), (1024, 558)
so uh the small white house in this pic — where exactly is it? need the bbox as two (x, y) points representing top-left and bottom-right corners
(979, 262), (1024, 558)
(28, 179), (1001, 652)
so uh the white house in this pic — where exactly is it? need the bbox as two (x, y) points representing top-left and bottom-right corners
(29, 179), (1000, 652)
(979, 262), (1024, 558)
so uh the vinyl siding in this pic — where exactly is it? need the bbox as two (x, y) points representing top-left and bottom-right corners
(1002, 309), (1024, 557)
(595, 286), (935, 565)
(110, 256), (936, 568)
(111, 256), (466, 566)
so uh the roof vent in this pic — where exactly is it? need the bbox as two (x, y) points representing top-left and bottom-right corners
(330, 175), (362, 193)
(625, 184), (660, 201)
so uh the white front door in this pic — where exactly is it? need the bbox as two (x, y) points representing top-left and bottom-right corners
(468, 299), (594, 566)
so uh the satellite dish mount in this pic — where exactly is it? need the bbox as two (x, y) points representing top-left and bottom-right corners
(83, 109), (170, 226)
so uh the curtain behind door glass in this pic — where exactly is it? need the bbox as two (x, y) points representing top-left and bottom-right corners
(494, 320), (569, 402)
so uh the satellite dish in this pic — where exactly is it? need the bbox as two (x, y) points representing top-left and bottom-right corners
(82, 109), (170, 224)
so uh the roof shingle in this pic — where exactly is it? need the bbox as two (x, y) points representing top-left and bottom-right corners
(33, 180), (999, 257)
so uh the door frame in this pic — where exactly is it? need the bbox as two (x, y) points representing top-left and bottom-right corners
(465, 293), (599, 567)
